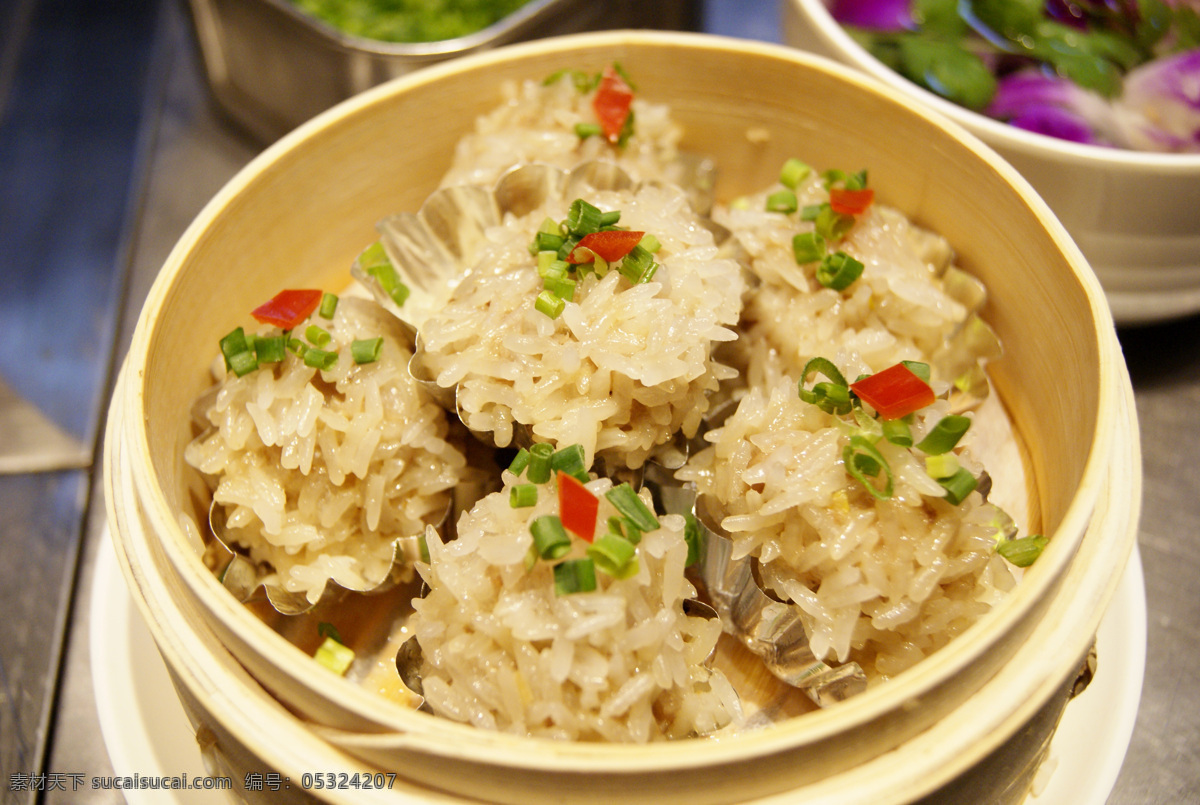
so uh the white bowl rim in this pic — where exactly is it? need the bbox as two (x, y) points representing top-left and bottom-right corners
(791, 0), (1200, 172)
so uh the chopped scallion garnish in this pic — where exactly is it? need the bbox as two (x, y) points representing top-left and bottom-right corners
(766, 189), (798, 214)
(937, 467), (978, 504)
(997, 535), (1048, 567)
(780, 157), (812, 189)
(814, 205), (856, 241)
(303, 348), (338, 370)
(314, 636), (354, 675)
(553, 558), (597, 595)
(507, 447), (531, 476)
(574, 121), (603, 139)
(639, 233), (661, 253)
(792, 231), (826, 264)
(798, 357), (854, 415)
(535, 290), (566, 319)
(604, 483), (660, 533)
(916, 415), (972, 455)
(566, 198), (604, 236)
(816, 250), (864, 291)
(305, 324), (331, 348)
(881, 417), (913, 446)
(254, 335), (286, 364)
(925, 452), (961, 479)
(319, 292), (338, 318)
(587, 533), (638, 579)
(351, 337), (383, 364)
(843, 435), (894, 500)
(227, 349), (258, 377)
(550, 444), (590, 483)
(510, 483), (538, 508)
(683, 512), (705, 567)
(359, 241), (410, 308)
(526, 442), (554, 484)
(531, 515), (571, 560)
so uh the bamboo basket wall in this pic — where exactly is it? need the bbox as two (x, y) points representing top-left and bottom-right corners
(104, 31), (1141, 804)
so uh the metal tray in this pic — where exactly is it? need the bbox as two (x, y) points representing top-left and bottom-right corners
(184, 0), (700, 142)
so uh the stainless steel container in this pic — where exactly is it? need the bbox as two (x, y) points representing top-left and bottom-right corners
(184, 0), (699, 142)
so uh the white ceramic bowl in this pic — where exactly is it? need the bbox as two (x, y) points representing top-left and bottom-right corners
(784, 0), (1200, 325)
(105, 30), (1140, 805)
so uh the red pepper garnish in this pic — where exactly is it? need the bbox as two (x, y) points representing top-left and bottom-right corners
(829, 187), (875, 216)
(251, 289), (324, 330)
(850, 363), (935, 420)
(557, 471), (598, 542)
(567, 230), (645, 264)
(592, 66), (634, 144)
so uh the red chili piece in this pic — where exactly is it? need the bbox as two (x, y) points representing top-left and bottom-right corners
(850, 362), (935, 420)
(829, 187), (875, 216)
(557, 471), (598, 542)
(250, 289), (324, 330)
(567, 230), (645, 264)
(592, 66), (634, 143)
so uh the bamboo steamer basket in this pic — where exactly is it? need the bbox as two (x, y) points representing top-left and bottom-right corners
(105, 31), (1141, 804)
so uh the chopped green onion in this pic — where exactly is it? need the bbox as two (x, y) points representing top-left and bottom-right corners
(418, 532), (429, 564)
(351, 337), (383, 364)
(359, 241), (410, 308)
(526, 442), (554, 484)
(997, 535), (1048, 568)
(766, 189), (798, 214)
(533, 230), (567, 254)
(901, 360), (931, 383)
(227, 349), (259, 377)
(843, 435), (894, 500)
(531, 515), (572, 560)
(543, 274), (577, 302)
(916, 415), (972, 455)
(925, 453), (961, 479)
(254, 335), (287, 364)
(881, 417), (913, 446)
(508, 447), (531, 476)
(800, 204), (824, 221)
(535, 290), (566, 319)
(319, 292), (339, 319)
(780, 157), (812, 189)
(639, 233), (661, 253)
(305, 324), (331, 348)
(510, 483), (538, 508)
(587, 533), (639, 579)
(566, 199), (604, 236)
(599, 210), (622, 227)
(822, 168), (867, 190)
(937, 467), (978, 504)
(683, 512), (705, 567)
(550, 444), (590, 483)
(608, 515), (642, 545)
(220, 327), (251, 364)
(314, 636), (355, 675)
(792, 231), (826, 264)
(604, 483), (660, 533)
(814, 205), (856, 241)
(303, 348), (338, 370)
(538, 253), (569, 277)
(575, 121), (603, 139)
(317, 622), (343, 643)
(553, 558), (597, 595)
(816, 251), (865, 291)
(798, 357), (854, 415)
(287, 337), (307, 358)
(618, 244), (657, 284)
